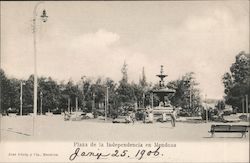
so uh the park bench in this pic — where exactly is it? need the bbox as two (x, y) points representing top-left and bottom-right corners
(209, 125), (248, 138)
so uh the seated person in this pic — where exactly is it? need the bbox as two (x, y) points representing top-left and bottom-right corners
(164, 100), (171, 107)
(159, 101), (164, 107)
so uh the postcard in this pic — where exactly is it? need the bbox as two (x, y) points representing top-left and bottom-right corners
(0, 1), (249, 162)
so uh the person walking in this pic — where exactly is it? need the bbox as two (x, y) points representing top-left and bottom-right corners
(143, 109), (147, 123)
(64, 110), (70, 121)
(126, 113), (131, 124)
(170, 108), (177, 127)
(148, 111), (153, 123)
(131, 111), (136, 124)
(162, 113), (167, 122)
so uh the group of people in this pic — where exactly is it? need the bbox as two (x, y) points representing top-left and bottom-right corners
(125, 108), (153, 124)
(125, 102), (177, 127)
(126, 111), (136, 124)
(142, 108), (154, 123)
(159, 100), (171, 107)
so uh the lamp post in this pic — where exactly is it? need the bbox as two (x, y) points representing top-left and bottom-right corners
(81, 76), (86, 110)
(205, 94), (208, 123)
(115, 92), (118, 116)
(105, 86), (109, 122)
(20, 81), (25, 116)
(92, 92), (96, 118)
(151, 93), (154, 109)
(246, 94), (248, 116)
(142, 92), (145, 109)
(32, 2), (48, 136)
(40, 91), (43, 115)
(76, 97), (78, 112)
(242, 97), (245, 114)
(68, 98), (71, 113)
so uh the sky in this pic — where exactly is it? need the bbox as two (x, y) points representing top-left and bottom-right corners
(1, 1), (249, 99)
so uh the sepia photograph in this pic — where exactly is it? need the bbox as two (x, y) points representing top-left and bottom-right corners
(0, 0), (249, 162)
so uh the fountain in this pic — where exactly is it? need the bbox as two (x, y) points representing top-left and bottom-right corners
(152, 65), (176, 114)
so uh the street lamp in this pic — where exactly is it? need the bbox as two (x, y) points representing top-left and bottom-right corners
(92, 92), (96, 117)
(41, 10), (48, 22)
(205, 94), (208, 123)
(40, 91), (43, 115)
(81, 76), (86, 110)
(246, 95), (249, 115)
(105, 86), (109, 122)
(32, 2), (48, 136)
(20, 81), (25, 116)
(142, 92), (145, 108)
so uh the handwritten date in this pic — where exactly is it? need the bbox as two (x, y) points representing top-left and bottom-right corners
(69, 147), (161, 161)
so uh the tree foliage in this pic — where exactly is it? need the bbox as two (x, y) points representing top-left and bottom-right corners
(1, 63), (203, 116)
(222, 51), (250, 111)
(120, 61), (128, 84)
(0, 69), (14, 112)
(167, 72), (202, 114)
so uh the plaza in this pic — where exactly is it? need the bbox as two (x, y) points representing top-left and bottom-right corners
(1, 115), (249, 142)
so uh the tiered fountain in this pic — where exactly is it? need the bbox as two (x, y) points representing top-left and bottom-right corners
(152, 65), (176, 114)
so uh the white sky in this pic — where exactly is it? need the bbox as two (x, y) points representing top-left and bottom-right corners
(1, 1), (249, 99)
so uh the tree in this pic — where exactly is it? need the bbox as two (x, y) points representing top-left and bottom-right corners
(104, 77), (117, 114)
(22, 75), (34, 108)
(90, 77), (106, 109)
(222, 72), (233, 95)
(0, 69), (13, 113)
(121, 61), (128, 84)
(131, 82), (143, 107)
(138, 67), (149, 108)
(8, 78), (21, 110)
(167, 72), (202, 115)
(38, 77), (61, 113)
(61, 80), (82, 112)
(81, 77), (92, 111)
(116, 82), (135, 105)
(222, 51), (250, 111)
(105, 78), (116, 93)
(139, 67), (147, 88)
(215, 100), (225, 110)
(116, 62), (136, 108)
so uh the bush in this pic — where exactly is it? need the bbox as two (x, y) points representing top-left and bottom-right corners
(135, 111), (144, 120)
(223, 110), (232, 116)
(239, 115), (249, 121)
(178, 111), (191, 117)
